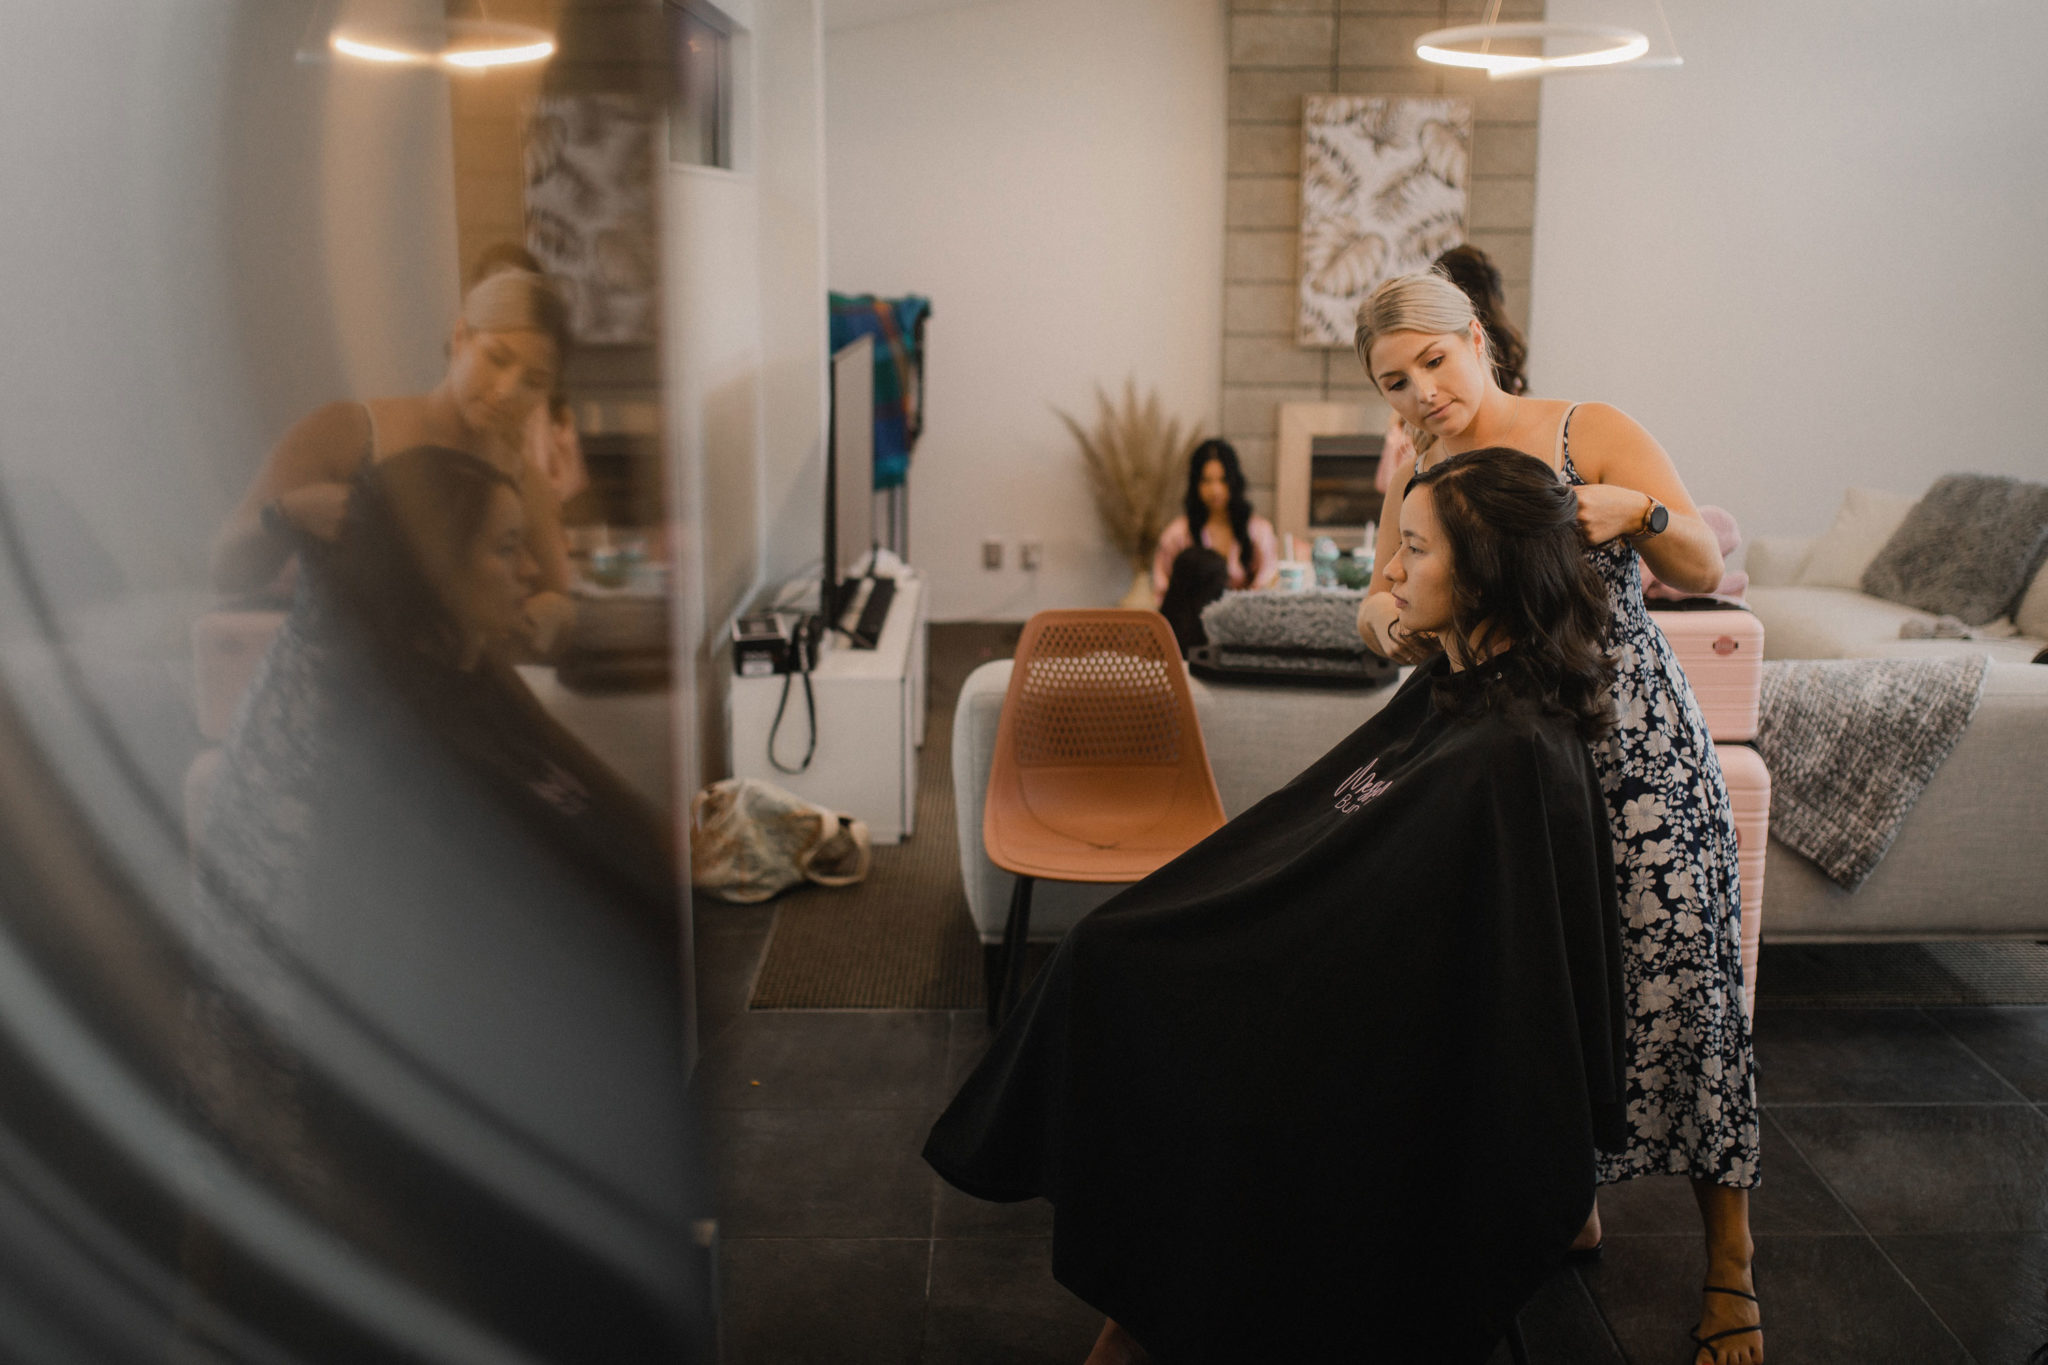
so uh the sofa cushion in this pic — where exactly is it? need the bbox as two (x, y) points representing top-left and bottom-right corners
(1860, 474), (2048, 625)
(1796, 487), (1918, 589)
(1744, 585), (2040, 663)
(1748, 586), (1928, 660)
(2017, 559), (2048, 641)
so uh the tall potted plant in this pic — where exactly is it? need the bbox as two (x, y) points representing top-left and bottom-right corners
(1057, 380), (1200, 610)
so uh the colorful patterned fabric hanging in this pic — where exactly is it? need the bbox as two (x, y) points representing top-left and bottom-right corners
(829, 292), (931, 490)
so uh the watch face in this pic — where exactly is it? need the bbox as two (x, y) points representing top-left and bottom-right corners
(1648, 503), (1670, 534)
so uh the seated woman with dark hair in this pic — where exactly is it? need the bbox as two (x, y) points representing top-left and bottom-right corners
(925, 448), (1626, 1365)
(201, 444), (673, 947)
(181, 446), (684, 1348)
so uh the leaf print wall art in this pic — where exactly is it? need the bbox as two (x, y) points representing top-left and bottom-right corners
(524, 94), (659, 345)
(1297, 95), (1473, 348)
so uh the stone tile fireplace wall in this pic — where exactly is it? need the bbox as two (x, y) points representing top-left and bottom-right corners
(1223, 0), (1544, 512)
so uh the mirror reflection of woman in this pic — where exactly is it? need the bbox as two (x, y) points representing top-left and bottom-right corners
(210, 266), (577, 655)
(185, 447), (676, 1322)
(1355, 271), (1763, 1365)
(1150, 439), (1280, 601)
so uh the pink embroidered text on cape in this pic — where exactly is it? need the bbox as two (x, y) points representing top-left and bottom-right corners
(1335, 759), (1392, 814)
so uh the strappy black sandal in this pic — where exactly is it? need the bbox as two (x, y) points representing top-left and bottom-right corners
(1689, 1284), (1762, 1359)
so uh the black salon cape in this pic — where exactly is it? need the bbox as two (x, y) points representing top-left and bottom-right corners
(924, 658), (1626, 1364)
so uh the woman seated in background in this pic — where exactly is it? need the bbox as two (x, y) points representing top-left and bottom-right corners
(210, 259), (578, 656)
(1151, 438), (1280, 600)
(927, 449), (1627, 1365)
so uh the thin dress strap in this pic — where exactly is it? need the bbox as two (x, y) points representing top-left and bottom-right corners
(1555, 403), (1582, 482)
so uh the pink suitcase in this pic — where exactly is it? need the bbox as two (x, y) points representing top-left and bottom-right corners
(1713, 741), (1770, 1026)
(1650, 608), (1765, 742)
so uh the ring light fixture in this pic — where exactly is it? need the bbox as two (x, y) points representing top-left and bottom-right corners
(1415, 0), (1681, 80)
(328, 18), (555, 70)
(1415, 23), (1648, 79)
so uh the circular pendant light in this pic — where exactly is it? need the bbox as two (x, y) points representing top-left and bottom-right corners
(1415, 0), (1682, 80)
(1413, 22), (1660, 79)
(329, 18), (555, 70)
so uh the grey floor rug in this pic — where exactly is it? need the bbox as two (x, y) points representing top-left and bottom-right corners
(746, 623), (1016, 1010)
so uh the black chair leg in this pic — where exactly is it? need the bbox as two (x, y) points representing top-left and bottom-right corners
(992, 875), (1035, 1027)
(1503, 1314), (1531, 1365)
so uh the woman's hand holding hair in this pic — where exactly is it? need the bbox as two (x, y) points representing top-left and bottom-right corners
(276, 481), (353, 543)
(1565, 403), (1727, 595)
(1571, 482), (1657, 547)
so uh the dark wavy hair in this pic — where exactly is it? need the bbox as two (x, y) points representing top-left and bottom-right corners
(1405, 448), (1614, 740)
(1182, 439), (1259, 584)
(1434, 244), (1528, 396)
(321, 446), (520, 666)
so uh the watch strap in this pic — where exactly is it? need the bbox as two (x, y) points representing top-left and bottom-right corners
(1634, 495), (1668, 539)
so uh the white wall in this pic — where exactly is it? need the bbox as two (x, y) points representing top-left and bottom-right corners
(825, 0), (1227, 620)
(756, 1), (833, 593)
(666, 0), (829, 787)
(1531, 0), (2048, 538)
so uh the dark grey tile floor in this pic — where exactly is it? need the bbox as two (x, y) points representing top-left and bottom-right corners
(691, 907), (2048, 1364)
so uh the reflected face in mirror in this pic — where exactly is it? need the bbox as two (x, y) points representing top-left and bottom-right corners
(448, 484), (536, 652)
(448, 324), (559, 442)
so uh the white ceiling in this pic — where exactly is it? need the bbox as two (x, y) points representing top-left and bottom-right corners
(821, 0), (1007, 33)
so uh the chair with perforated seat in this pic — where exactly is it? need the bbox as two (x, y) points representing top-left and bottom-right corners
(981, 609), (1226, 1024)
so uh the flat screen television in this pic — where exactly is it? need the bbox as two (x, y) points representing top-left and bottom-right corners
(824, 333), (876, 621)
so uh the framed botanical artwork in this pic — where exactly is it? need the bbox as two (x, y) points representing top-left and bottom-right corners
(1297, 95), (1472, 348)
(524, 94), (660, 345)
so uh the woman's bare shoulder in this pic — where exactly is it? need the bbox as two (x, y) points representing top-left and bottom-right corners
(1566, 400), (1646, 434)
(1564, 402), (1665, 478)
(271, 401), (372, 478)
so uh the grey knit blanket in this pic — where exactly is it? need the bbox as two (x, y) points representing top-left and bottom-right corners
(1200, 588), (1367, 653)
(1753, 656), (1990, 890)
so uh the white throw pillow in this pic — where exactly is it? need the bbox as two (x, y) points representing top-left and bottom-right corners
(2016, 557), (2048, 641)
(1796, 487), (1920, 590)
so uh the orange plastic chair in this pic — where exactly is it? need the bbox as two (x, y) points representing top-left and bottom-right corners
(982, 610), (1226, 1023)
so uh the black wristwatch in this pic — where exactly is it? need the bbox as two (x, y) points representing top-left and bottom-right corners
(1633, 496), (1669, 539)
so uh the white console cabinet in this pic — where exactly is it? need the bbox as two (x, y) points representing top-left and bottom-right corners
(728, 575), (927, 843)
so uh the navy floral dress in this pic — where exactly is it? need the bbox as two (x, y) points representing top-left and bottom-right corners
(1561, 412), (1761, 1188)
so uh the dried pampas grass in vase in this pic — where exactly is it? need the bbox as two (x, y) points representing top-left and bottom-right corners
(1056, 380), (1201, 610)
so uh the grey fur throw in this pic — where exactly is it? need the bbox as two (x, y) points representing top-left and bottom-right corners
(1200, 588), (1367, 654)
(1860, 474), (2048, 625)
(1753, 655), (1988, 890)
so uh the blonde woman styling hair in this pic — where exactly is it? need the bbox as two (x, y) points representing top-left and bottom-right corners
(212, 256), (578, 656)
(1354, 271), (1766, 1365)
(1354, 271), (1723, 662)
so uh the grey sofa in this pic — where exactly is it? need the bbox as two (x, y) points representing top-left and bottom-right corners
(1733, 504), (2048, 940)
(954, 649), (2048, 951)
(1743, 533), (2046, 665)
